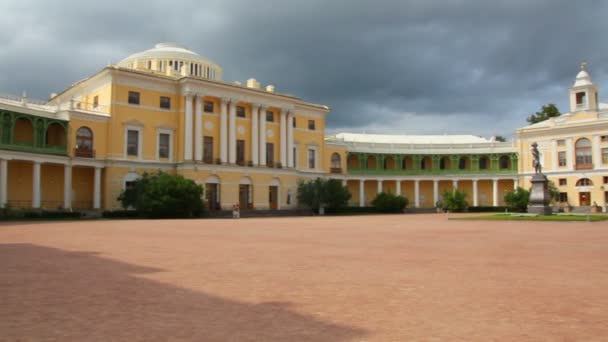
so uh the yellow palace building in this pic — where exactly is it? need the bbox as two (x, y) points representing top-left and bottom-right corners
(0, 44), (606, 212)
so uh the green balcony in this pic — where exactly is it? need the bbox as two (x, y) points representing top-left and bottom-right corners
(0, 110), (68, 156)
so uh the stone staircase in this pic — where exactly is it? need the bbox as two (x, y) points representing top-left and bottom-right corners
(570, 206), (592, 214)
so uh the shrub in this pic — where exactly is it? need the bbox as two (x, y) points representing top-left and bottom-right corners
(441, 190), (468, 213)
(102, 210), (141, 219)
(118, 171), (204, 218)
(467, 206), (510, 213)
(371, 192), (408, 213)
(297, 178), (351, 211)
(504, 187), (530, 213)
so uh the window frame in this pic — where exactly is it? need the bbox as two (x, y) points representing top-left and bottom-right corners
(128, 91), (141, 105)
(203, 101), (215, 113)
(124, 125), (143, 158)
(203, 136), (214, 164)
(307, 146), (318, 170)
(236, 106), (246, 118)
(266, 110), (274, 122)
(558, 151), (567, 167)
(157, 129), (173, 161)
(159, 96), (171, 110)
(308, 120), (316, 131)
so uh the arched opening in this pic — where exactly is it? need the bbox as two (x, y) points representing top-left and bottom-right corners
(439, 157), (451, 170)
(205, 175), (221, 211)
(420, 156), (432, 170)
(366, 155), (377, 169)
(499, 155), (511, 170)
(239, 176), (253, 209)
(576, 178), (593, 206)
(402, 156), (413, 170)
(576, 178), (593, 187)
(269, 178), (281, 210)
(458, 156), (470, 170)
(330, 153), (342, 173)
(75, 126), (93, 157)
(479, 156), (490, 170)
(347, 154), (360, 170)
(383, 156), (395, 170)
(45, 123), (66, 148)
(575, 138), (593, 169)
(13, 117), (34, 145)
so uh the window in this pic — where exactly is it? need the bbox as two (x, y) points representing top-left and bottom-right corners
(266, 111), (274, 122)
(575, 138), (593, 168)
(439, 158), (447, 170)
(557, 139), (565, 146)
(559, 192), (568, 203)
(308, 149), (316, 169)
(76, 127), (93, 151)
(203, 136), (214, 163)
(125, 181), (136, 191)
(459, 157), (468, 170)
(308, 120), (316, 130)
(293, 147), (297, 168)
(158, 133), (170, 159)
(292, 117), (296, 127)
(93, 96), (99, 108)
(576, 92), (586, 106)
(330, 153), (341, 171)
(204, 101), (214, 113)
(559, 178), (567, 186)
(499, 155), (510, 169)
(236, 106), (246, 118)
(237, 140), (245, 165)
(479, 157), (489, 170)
(128, 91), (140, 105)
(127, 130), (139, 156)
(160, 96), (171, 110)
(601, 135), (608, 143)
(266, 143), (274, 166)
(602, 148), (608, 164)
(558, 151), (567, 167)
(604, 176), (608, 184)
(576, 178), (593, 187)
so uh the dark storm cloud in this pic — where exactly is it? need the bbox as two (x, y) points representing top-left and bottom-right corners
(1, 0), (608, 137)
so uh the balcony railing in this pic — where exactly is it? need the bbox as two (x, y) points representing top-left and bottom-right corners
(330, 167), (343, 174)
(347, 167), (517, 176)
(575, 163), (593, 170)
(0, 142), (67, 155)
(74, 148), (96, 158)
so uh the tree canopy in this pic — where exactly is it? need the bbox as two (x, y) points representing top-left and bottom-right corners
(526, 104), (561, 124)
(297, 178), (351, 211)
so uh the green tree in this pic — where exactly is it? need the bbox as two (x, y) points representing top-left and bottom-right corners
(441, 190), (468, 213)
(504, 187), (530, 213)
(118, 171), (204, 218)
(526, 104), (561, 124)
(371, 192), (409, 213)
(494, 136), (507, 142)
(547, 181), (560, 203)
(297, 178), (351, 211)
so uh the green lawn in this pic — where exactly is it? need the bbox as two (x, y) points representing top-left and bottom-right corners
(452, 214), (608, 222)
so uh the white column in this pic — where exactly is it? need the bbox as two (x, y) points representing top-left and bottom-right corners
(359, 179), (365, 207)
(513, 178), (519, 190)
(414, 180), (420, 208)
(220, 98), (228, 163)
(473, 180), (479, 206)
(551, 140), (558, 171)
(93, 167), (102, 209)
(433, 180), (439, 205)
(228, 99), (237, 164)
(452, 179), (458, 190)
(251, 104), (259, 166)
(0, 159), (7, 208)
(280, 108), (287, 167)
(492, 179), (499, 207)
(396, 180), (401, 196)
(184, 94), (194, 161)
(377, 179), (383, 193)
(32, 161), (41, 209)
(194, 95), (204, 161)
(63, 165), (72, 210)
(259, 106), (267, 166)
(593, 135), (601, 169)
(287, 112), (294, 168)
(566, 138), (574, 171)
(342, 179), (347, 187)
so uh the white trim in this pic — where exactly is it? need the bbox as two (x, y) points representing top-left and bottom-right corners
(124, 125), (143, 160)
(157, 128), (174, 162)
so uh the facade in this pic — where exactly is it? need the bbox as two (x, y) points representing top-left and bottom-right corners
(0, 44), (606, 211)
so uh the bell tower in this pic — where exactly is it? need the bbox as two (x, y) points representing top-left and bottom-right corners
(569, 62), (599, 112)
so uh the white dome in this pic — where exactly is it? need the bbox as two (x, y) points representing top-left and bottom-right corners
(117, 43), (223, 80)
(573, 64), (593, 87)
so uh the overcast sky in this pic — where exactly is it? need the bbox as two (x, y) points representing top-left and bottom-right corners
(1, 0), (607, 138)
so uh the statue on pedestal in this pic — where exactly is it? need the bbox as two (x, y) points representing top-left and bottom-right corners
(528, 142), (552, 215)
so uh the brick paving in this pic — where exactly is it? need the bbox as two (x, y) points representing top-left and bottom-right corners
(1, 214), (607, 341)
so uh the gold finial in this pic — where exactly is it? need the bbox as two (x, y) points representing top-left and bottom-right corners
(581, 61), (588, 70)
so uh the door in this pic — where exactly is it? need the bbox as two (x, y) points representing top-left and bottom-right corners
(269, 186), (278, 210)
(236, 140), (245, 166)
(239, 184), (250, 209)
(579, 192), (591, 206)
(206, 183), (219, 210)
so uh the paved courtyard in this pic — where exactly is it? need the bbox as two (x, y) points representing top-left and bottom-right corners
(1, 214), (607, 341)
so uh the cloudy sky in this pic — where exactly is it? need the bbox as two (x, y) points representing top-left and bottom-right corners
(1, 0), (607, 138)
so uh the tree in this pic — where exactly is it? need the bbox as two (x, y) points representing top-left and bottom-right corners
(526, 104), (561, 124)
(118, 171), (204, 218)
(441, 190), (468, 213)
(504, 187), (530, 213)
(547, 180), (560, 203)
(371, 192), (409, 213)
(494, 136), (507, 142)
(297, 178), (351, 211)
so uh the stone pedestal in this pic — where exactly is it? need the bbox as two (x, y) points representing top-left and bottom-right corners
(528, 174), (552, 215)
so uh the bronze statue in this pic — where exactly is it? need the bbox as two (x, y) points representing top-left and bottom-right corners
(531, 142), (542, 174)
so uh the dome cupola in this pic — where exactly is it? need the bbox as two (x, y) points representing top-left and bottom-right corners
(569, 62), (599, 112)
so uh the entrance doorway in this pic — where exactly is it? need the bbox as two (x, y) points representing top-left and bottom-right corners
(239, 184), (251, 209)
(206, 183), (220, 210)
(269, 186), (278, 209)
(579, 192), (591, 206)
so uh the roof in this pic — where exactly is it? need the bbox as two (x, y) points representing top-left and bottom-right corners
(117, 43), (221, 70)
(333, 133), (493, 145)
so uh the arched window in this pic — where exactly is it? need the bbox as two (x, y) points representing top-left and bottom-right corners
(46, 123), (66, 147)
(575, 138), (592, 168)
(383, 156), (395, 170)
(331, 153), (342, 173)
(479, 156), (490, 170)
(347, 154), (360, 169)
(366, 155), (377, 169)
(499, 155), (511, 169)
(439, 157), (450, 170)
(420, 156), (432, 170)
(13, 117), (34, 145)
(76, 127), (93, 150)
(459, 156), (469, 170)
(402, 156), (412, 170)
(576, 178), (593, 187)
